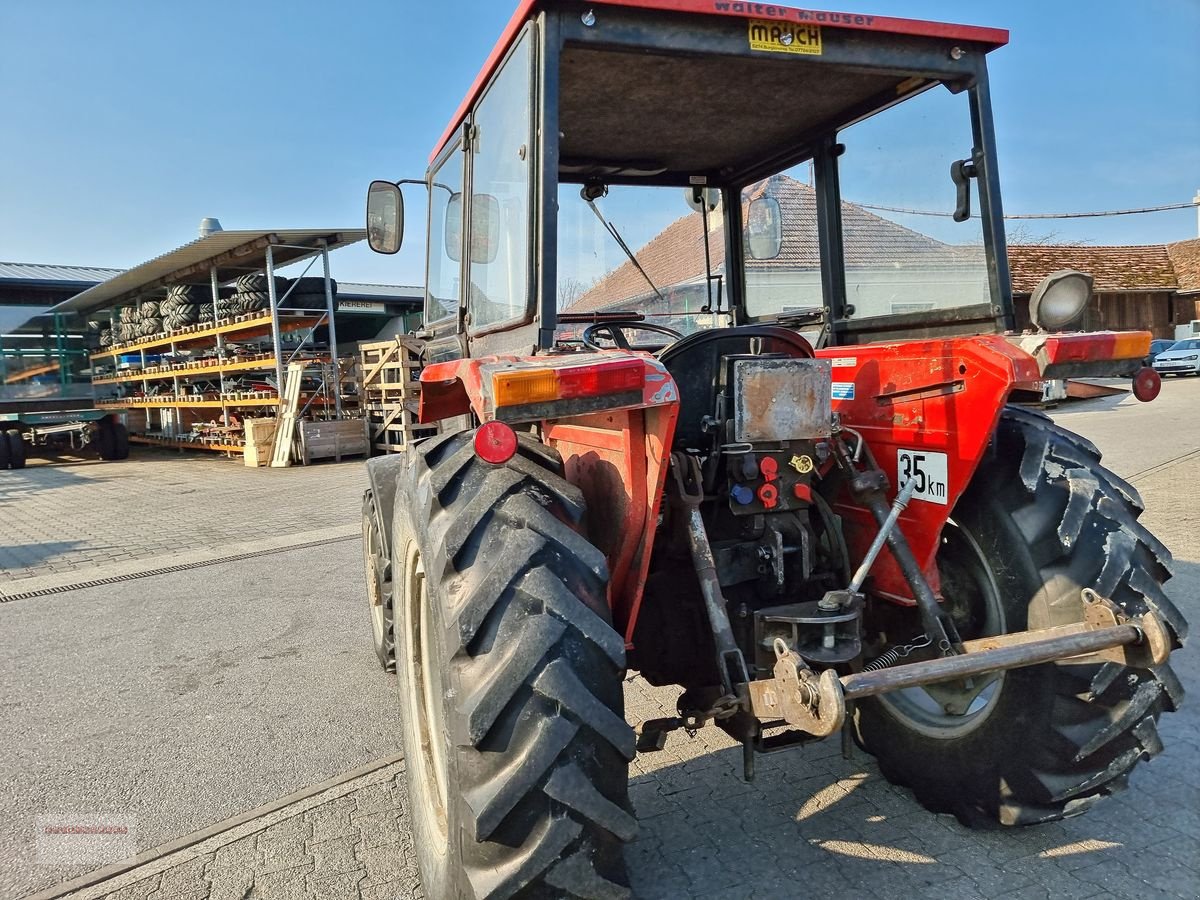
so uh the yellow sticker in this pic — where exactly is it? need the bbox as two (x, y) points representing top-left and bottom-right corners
(790, 454), (814, 474)
(749, 19), (822, 55)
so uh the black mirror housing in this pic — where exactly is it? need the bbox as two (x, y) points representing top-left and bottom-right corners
(366, 181), (404, 255)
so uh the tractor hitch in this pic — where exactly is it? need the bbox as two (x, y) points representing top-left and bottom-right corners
(746, 591), (1170, 738)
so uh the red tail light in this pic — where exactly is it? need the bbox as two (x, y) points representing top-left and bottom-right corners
(556, 359), (644, 399)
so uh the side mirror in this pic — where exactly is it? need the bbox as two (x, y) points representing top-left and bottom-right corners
(366, 180), (403, 255)
(747, 196), (783, 260)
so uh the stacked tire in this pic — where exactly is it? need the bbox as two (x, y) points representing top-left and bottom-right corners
(282, 276), (337, 311)
(229, 274), (286, 317)
(161, 285), (204, 331)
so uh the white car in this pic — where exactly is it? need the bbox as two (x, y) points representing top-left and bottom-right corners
(1152, 339), (1200, 376)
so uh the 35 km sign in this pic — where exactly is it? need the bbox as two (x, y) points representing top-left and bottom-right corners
(896, 449), (949, 506)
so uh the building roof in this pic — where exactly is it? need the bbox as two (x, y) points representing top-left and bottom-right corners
(0, 262), (123, 287)
(1166, 238), (1200, 295)
(50, 229), (366, 318)
(1007, 244), (1178, 294)
(569, 175), (979, 312)
(338, 282), (423, 302)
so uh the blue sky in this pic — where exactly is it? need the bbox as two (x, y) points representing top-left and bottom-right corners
(1, 0), (1197, 287)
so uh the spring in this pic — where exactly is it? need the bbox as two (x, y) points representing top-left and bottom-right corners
(863, 633), (932, 671)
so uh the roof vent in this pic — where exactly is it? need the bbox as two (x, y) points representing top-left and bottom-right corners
(199, 217), (223, 238)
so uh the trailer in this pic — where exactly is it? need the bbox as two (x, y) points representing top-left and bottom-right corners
(0, 409), (129, 469)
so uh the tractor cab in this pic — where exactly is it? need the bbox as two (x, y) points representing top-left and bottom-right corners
(369, 1), (1017, 362)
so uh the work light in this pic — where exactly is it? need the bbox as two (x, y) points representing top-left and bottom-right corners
(1029, 269), (1093, 332)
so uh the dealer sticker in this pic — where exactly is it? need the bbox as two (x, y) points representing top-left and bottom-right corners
(748, 19), (822, 55)
(897, 449), (949, 505)
(831, 382), (855, 401)
(830, 357), (856, 368)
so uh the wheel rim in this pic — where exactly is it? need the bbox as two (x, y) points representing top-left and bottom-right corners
(401, 543), (450, 847)
(876, 518), (1007, 739)
(362, 507), (386, 642)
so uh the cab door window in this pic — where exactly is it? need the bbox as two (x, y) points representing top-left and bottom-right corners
(467, 30), (533, 333)
(425, 142), (464, 326)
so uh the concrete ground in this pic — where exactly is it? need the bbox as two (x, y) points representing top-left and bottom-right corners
(2, 381), (1199, 899)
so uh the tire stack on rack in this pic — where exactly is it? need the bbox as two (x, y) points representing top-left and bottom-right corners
(214, 292), (237, 321)
(230, 274), (285, 316)
(138, 300), (162, 337)
(282, 276), (338, 311)
(161, 285), (204, 331)
(117, 306), (139, 343)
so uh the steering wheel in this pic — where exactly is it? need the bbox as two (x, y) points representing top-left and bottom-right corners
(581, 320), (685, 351)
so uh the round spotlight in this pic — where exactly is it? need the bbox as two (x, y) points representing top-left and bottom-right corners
(1029, 269), (1093, 332)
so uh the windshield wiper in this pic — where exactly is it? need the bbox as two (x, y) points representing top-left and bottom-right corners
(581, 183), (667, 305)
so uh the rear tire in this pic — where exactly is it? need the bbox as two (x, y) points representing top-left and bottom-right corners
(855, 406), (1186, 826)
(6, 430), (26, 469)
(392, 429), (635, 899)
(0, 433), (10, 469)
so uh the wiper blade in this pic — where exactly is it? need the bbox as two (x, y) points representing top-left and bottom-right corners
(582, 186), (666, 305)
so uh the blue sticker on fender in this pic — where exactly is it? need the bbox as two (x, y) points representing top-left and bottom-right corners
(831, 382), (855, 401)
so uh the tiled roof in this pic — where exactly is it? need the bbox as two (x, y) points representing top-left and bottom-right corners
(1166, 238), (1200, 295)
(0, 262), (123, 285)
(1007, 244), (1178, 294)
(569, 176), (977, 312)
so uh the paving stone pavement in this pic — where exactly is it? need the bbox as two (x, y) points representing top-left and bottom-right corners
(0, 453), (365, 584)
(53, 763), (420, 900)
(13, 392), (1200, 899)
(55, 641), (1199, 900)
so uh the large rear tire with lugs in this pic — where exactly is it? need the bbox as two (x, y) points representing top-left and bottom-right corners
(392, 429), (636, 899)
(855, 406), (1187, 826)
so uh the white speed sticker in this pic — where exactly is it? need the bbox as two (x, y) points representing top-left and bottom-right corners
(830, 357), (856, 368)
(897, 449), (949, 505)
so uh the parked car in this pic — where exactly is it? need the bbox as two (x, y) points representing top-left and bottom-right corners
(1146, 338), (1177, 366)
(1152, 339), (1200, 376)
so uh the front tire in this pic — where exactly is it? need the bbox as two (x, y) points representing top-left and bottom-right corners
(393, 430), (636, 899)
(856, 406), (1187, 826)
(363, 490), (394, 672)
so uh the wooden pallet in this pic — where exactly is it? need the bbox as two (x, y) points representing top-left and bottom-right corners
(358, 336), (435, 454)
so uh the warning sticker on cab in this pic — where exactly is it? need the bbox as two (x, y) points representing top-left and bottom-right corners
(748, 19), (822, 55)
(831, 382), (855, 401)
(897, 449), (949, 506)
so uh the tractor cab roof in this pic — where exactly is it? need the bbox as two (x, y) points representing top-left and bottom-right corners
(431, 1), (1007, 185)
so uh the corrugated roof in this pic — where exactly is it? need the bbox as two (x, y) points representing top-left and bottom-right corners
(0, 262), (123, 285)
(1166, 238), (1200, 295)
(50, 229), (365, 318)
(1008, 244), (1178, 294)
(338, 282), (423, 302)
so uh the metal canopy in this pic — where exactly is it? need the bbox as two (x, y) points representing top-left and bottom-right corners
(50, 229), (366, 318)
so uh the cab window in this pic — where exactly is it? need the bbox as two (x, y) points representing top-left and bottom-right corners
(426, 143), (464, 325)
(467, 31), (533, 333)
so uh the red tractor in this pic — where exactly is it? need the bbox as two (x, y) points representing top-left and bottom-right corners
(360, 3), (1186, 897)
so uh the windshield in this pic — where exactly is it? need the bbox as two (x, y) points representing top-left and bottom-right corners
(556, 183), (731, 344)
(1170, 340), (1200, 351)
(744, 86), (992, 321)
